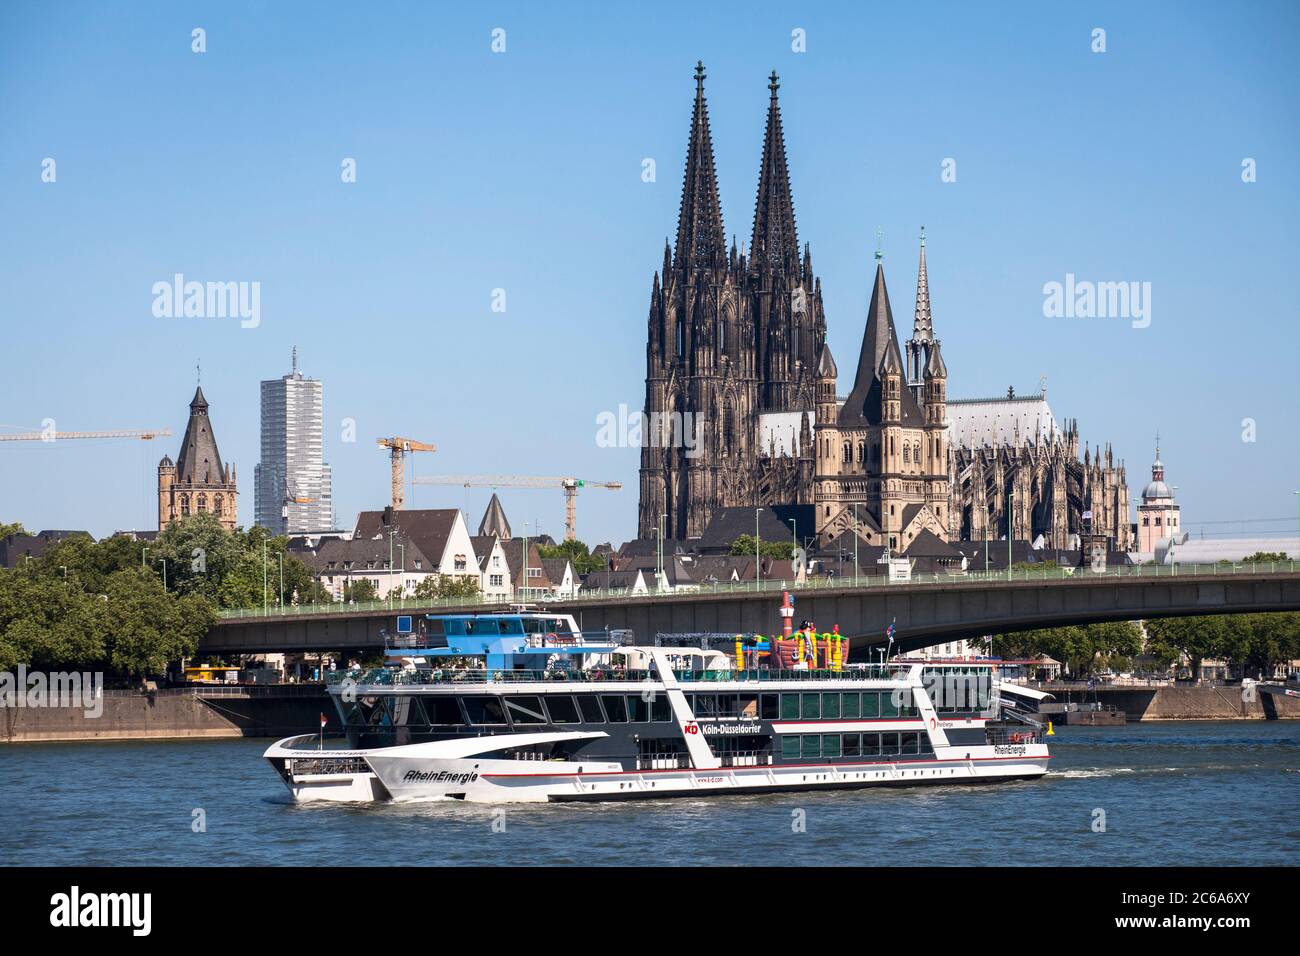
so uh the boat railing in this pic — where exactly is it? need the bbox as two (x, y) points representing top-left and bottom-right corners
(985, 727), (1039, 746)
(718, 751), (771, 767)
(384, 629), (633, 651)
(326, 664), (917, 688)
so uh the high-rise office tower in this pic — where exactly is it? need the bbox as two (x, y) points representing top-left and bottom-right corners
(254, 348), (334, 534)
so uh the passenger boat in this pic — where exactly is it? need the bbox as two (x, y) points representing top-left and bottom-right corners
(264, 602), (1051, 803)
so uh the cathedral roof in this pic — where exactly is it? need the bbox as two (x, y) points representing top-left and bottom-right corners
(174, 386), (228, 486)
(673, 62), (726, 274)
(838, 262), (923, 428)
(946, 391), (1060, 449)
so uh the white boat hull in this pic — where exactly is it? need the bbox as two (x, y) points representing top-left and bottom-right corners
(266, 734), (1049, 804)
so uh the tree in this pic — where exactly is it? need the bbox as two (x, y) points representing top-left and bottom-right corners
(730, 534), (794, 560)
(412, 575), (481, 600)
(0, 521), (26, 539)
(343, 578), (378, 603)
(1145, 616), (1231, 680)
(1243, 551), (1289, 563)
(538, 539), (606, 574)
(983, 621), (1143, 676)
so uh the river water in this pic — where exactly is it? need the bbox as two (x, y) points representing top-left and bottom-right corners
(2, 721), (1296, 866)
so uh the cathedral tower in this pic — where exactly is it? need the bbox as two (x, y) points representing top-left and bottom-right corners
(638, 64), (823, 540)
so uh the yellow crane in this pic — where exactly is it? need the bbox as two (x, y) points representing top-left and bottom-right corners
(376, 437), (436, 510)
(412, 474), (622, 541)
(0, 429), (170, 442)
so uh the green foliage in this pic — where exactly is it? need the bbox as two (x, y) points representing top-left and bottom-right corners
(0, 521), (27, 539)
(412, 575), (480, 600)
(984, 621), (1143, 676)
(538, 539), (607, 574)
(1243, 551), (1289, 563)
(0, 547), (214, 677)
(343, 578), (378, 603)
(729, 534), (794, 561)
(994, 613), (1300, 679)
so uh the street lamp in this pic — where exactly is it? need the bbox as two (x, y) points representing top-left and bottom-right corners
(158, 557), (167, 590)
(262, 539), (268, 614)
(755, 507), (763, 592)
(398, 543), (406, 604)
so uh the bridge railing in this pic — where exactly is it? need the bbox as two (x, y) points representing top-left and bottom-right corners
(215, 559), (1300, 621)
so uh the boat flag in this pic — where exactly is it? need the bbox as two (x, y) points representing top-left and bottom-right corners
(320, 713), (328, 729)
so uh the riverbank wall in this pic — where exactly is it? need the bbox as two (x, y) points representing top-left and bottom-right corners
(4, 683), (1297, 743)
(1, 685), (336, 743)
(1040, 684), (1300, 720)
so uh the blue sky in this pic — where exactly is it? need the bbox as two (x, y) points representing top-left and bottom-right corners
(2, 1), (1298, 545)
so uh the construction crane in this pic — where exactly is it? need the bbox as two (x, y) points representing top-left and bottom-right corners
(412, 474), (622, 541)
(0, 429), (171, 442)
(376, 437), (436, 510)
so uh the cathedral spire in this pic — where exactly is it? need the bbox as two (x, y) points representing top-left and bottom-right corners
(750, 70), (799, 274)
(673, 61), (726, 273)
(913, 226), (933, 340)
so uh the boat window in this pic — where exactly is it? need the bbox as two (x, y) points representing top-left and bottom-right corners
(576, 695), (605, 723)
(919, 733), (934, 755)
(500, 618), (524, 635)
(900, 732), (920, 755)
(822, 734), (841, 758)
(822, 693), (840, 719)
(861, 733), (881, 756)
(544, 695), (580, 724)
(523, 618), (546, 634)
(428, 696), (463, 725)
(896, 688), (914, 717)
(801, 693), (820, 720)
(601, 695), (629, 722)
(692, 695), (716, 717)
(738, 695), (759, 719)
(462, 696), (508, 724)
(781, 736), (800, 759)
(469, 619), (500, 635)
(842, 733), (861, 757)
(425, 618), (446, 637)
(361, 697), (392, 727)
(715, 695), (738, 717)
(880, 732), (901, 756)
(761, 694), (779, 720)
(880, 693), (900, 718)
(651, 694), (672, 722)
(392, 696), (427, 727)
(780, 693), (800, 720)
(842, 693), (860, 719)
(506, 696), (547, 724)
(625, 695), (649, 722)
(801, 735), (821, 758)
(862, 692), (880, 718)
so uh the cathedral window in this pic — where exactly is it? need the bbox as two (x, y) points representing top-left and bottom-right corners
(842, 442), (851, 464)
(723, 405), (735, 457)
(676, 320), (684, 357)
(903, 445), (910, 463)
(718, 316), (726, 354)
(197, 494), (207, 512)
(857, 442), (864, 464)
(214, 494), (223, 514)
(181, 495), (191, 516)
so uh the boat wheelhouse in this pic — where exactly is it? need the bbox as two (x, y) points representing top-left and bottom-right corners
(265, 604), (1051, 803)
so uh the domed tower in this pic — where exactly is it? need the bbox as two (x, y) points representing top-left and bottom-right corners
(1136, 436), (1179, 552)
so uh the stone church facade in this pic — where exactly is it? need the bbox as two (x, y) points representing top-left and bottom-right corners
(158, 386), (238, 530)
(638, 64), (1132, 553)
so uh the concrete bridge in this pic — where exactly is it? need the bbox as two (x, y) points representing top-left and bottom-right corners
(203, 563), (1300, 660)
